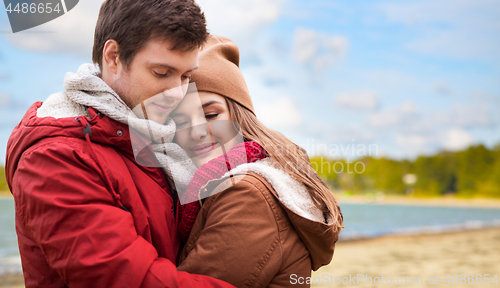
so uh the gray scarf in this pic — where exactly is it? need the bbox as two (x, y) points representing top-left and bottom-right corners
(39, 63), (196, 192)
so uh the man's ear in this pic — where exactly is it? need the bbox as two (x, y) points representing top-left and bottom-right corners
(102, 39), (121, 74)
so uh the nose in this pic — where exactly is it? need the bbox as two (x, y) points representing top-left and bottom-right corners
(191, 122), (209, 141)
(162, 84), (186, 103)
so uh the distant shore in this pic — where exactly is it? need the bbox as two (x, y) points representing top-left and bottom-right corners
(3, 190), (500, 208)
(337, 193), (500, 209)
(0, 193), (12, 200)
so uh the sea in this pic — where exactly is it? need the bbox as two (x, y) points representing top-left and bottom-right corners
(1, 199), (500, 276)
(0, 199), (22, 277)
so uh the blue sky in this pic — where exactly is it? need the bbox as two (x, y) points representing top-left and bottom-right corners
(1, 0), (499, 163)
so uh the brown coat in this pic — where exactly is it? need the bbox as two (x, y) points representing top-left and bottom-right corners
(177, 170), (339, 287)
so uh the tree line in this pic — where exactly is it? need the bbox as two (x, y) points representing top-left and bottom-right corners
(0, 166), (8, 193)
(2, 143), (499, 197)
(310, 143), (500, 198)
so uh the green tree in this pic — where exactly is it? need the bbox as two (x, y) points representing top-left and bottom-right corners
(310, 142), (500, 198)
(0, 166), (9, 192)
(475, 146), (500, 198)
(359, 157), (406, 194)
(310, 156), (338, 187)
(456, 144), (495, 193)
(413, 151), (457, 195)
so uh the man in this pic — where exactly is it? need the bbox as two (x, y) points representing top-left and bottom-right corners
(5, 0), (234, 287)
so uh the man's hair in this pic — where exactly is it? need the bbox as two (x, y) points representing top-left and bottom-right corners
(92, 0), (208, 69)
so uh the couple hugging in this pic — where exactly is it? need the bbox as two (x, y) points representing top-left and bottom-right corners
(5, 0), (343, 287)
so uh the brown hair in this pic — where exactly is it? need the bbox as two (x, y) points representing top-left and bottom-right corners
(226, 99), (344, 232)
(92, 0), (208, 69)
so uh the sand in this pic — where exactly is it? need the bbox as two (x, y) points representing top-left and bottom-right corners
(312, 228), (500, 288)
(2, 192), (499, 287)
(0, 275), (23, 288)
(2, 228), (499, 288)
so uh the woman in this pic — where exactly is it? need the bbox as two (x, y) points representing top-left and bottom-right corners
(171, 35), (343, 287)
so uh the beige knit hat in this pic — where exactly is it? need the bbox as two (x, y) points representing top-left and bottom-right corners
(190, 35), (255, 114)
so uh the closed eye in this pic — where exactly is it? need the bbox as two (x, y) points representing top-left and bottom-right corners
(205, 113), (219, 120)
(174, 120), (189, 127)
(154, 71), (171, 78)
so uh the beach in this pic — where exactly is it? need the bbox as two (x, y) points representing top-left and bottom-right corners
(2, 196), (499, 288)
(1, 228), (498, 288)
(0, 275), (23, 288)
(312, 228), (500, 288)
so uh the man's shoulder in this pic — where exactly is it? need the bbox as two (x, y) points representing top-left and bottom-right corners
(20, 136), (102, 172)
(37, 91), (89, 119)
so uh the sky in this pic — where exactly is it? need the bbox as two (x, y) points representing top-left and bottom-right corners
(0, 0), (499, 164)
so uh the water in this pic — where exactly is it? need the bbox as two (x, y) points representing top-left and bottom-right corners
(1, 199), (500, 276)
(339, 203), (500, 240)
(0, 199), (22, 276)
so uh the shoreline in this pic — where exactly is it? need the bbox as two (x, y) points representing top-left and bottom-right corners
(339, 226), (499, 243)
(3, 191), (500, 208)
(337, 194), (500, 209)
(338, 221), (500, 242)
(0, 194), (12, 200)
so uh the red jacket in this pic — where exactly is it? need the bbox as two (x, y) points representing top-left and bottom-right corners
(5, 102), (233, 288)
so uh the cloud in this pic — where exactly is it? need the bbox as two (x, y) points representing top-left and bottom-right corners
(379, 0), (500, 59)
(368, 101), (418, 128)
(0, 73), (10, 81)
(293, 27), (348, 72)
(453, 104), (493, 127)
(261, 70), (288, 87)
(334, 91), (378, 110)
(5, 0), (102, 56)
(0, 93), (10, 107)
(4, 0), (286, 58)
(369, 112), (400, 128)
(396, 134), (435, 155)
(384, 101), (494, 156)
(379, 0), (497, 25)
(257, 97), (302, 127)
(434, 82), (451, 95)
(303, 122), (376, 158)
(440, 128), (473, 151)
(197, 0), (285, 54)
(307, 121), (374, 143)
(351, 69), (418, 96)
(198, 0), (284, 36)
(402, 102), (494, 130)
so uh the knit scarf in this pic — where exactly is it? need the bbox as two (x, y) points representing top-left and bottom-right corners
(178, 141), (269, 242)
(56, 63), (197, 191)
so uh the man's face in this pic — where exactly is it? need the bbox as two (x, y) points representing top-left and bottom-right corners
(110, 39), (199, 124)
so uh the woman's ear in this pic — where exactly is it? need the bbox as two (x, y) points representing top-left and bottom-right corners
(102, 39), (121, 75)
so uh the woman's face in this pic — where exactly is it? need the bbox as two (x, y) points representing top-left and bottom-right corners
(171, 91), (241, 167)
